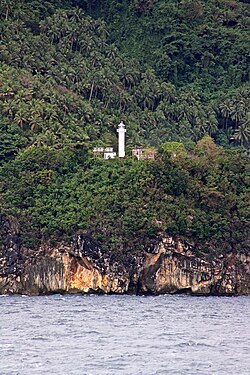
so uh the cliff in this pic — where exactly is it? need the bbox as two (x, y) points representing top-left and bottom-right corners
(0, 215), (249, 296)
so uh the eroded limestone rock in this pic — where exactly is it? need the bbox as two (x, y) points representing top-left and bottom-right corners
(0, 215), (249, 295)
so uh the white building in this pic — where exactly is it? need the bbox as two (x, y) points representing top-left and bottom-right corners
(93, 147), (104, 153)
(104, 148), (116, 159)
(93, 147), (116, 159)
(132, 147), (156, 160)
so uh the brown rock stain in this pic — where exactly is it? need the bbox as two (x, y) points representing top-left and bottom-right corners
(0, 233), (249, 295)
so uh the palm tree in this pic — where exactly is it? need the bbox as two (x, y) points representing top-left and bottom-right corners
(204, 110), (218, 135)
(219, 100), (232, 129)
(230, 100), (246, 127)
(0, 0), (15, 21)
(70, 7), (85, 23)
(232, 123), (250, 146)
(14, 109), (28, 129)
(29, 113), (43, 133)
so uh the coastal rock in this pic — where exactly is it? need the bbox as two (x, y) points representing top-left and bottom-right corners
(0, 215), (249, 295)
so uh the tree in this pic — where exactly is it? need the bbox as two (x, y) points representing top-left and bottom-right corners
(196, 136), (222, 157)
(160, 142), (187, 159)
(232, 123), (250, 146)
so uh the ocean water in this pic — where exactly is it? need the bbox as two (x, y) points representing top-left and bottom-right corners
(0, 294), (249, 375)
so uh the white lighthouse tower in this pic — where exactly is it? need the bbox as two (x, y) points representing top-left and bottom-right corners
(117, 121), (126, 158)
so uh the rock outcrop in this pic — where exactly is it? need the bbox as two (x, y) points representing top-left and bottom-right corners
(0, 215), (249, 295)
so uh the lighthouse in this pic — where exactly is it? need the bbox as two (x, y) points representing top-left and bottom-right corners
(117, 121), (126, 158)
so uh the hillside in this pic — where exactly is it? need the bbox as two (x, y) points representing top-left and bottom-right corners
(0, 0), (249, 255)
(0, 0), (249, 152)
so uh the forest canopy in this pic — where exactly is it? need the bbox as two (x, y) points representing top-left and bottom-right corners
(0, 0), (249, 253)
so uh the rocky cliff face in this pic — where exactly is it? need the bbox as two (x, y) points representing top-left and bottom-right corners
(0, 215), (249, 295)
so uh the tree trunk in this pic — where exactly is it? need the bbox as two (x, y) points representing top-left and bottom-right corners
(89, 81), (94, 102)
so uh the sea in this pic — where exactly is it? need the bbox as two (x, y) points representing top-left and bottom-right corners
(1, 294), (249, 375)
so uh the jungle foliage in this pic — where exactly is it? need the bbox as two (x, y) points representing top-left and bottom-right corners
(0, 140), (249, 254)
(0, 0), (249, 253)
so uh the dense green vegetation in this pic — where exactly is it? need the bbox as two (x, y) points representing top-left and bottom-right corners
(0, 0), (250, 150)
(0, 0), (249, 253)
(1, 138), (249, 254)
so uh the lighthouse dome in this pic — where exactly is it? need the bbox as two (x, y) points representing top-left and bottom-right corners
(118, 121), (125, 128)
